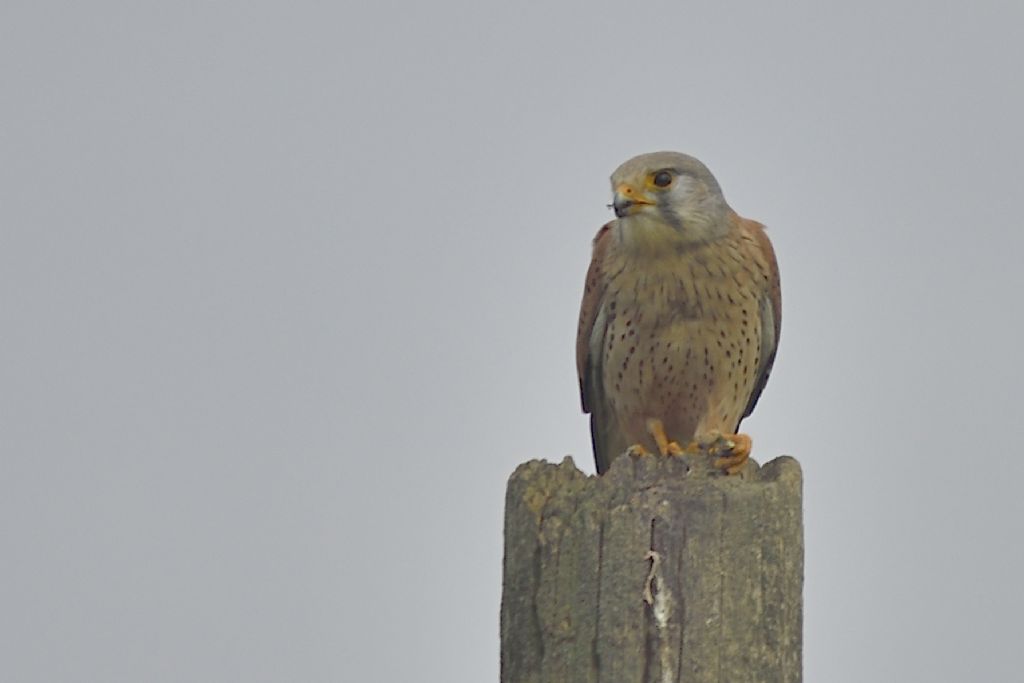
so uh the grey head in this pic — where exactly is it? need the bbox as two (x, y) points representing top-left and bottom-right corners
(609, 151), (731, 240)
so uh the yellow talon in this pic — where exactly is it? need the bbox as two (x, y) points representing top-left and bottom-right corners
(645, 417), (682, 457)
(626, 443), (650, 457)
(711, 433), (752, 475)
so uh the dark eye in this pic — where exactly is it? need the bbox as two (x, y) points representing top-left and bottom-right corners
(653, 171), (672, 187)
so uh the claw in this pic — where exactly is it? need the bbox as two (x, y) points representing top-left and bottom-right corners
(645, 418), (684, 457)
(711, 433), (752, 475)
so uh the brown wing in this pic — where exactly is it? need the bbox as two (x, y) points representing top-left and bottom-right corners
(576, 224), (628, 473)
(740, 218), (782, 421)
(575, 223), (613, 413)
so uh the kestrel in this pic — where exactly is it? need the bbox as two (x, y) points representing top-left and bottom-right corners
(576, 151), (781, 475)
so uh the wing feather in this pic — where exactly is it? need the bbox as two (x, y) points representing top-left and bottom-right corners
(576, 223), (627, 473)
(576, 223), (613, 413)
(740, 219), (782, 421)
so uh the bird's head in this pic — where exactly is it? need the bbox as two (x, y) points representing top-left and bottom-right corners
(609, 151), (730, 246)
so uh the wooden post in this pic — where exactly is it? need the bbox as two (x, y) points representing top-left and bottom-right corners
(500, 451), (803, 683)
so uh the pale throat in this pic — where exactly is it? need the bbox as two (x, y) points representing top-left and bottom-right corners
(613, 211), (710, 257)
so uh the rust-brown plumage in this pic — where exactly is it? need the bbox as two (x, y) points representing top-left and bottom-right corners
(577, 152), (781, 474)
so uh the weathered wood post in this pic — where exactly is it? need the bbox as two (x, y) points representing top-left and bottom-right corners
(500, 451), (803, 683)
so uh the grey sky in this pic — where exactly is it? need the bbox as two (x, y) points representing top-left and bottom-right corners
(3, 1), (1023, 681)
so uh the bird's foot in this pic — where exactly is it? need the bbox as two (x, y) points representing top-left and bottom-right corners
(625, 443), (650, 457)
(645, 418), (684, 457)
(682, 432), (752, 475)
(710, 433), (752, 475)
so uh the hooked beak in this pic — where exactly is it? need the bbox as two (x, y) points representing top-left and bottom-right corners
(611, 183), (654, 217)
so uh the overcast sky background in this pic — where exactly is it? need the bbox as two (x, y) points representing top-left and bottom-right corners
(4, 1), (1024, 681)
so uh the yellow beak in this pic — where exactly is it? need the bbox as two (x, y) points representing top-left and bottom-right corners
(612, 183), (654, 217)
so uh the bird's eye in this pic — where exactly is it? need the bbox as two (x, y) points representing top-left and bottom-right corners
(652, 171), (673, 188)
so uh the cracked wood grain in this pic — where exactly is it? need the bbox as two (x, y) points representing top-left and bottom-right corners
(500, 452), (803, 683)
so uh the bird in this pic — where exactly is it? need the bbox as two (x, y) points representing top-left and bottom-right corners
(576, 151), (781, 475)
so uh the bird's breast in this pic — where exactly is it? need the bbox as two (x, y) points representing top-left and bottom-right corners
(594, 233), (767, 438)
